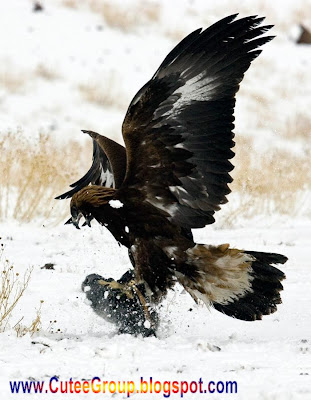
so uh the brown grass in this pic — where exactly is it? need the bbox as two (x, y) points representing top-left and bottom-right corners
(0, 66), (28, 94)
(0, 132), (89, 224)
(199, 0), (311, 34)
(0, 241), (44, 337)
(0, 247), (33, 332)
(1, 129), (309, 227)
(62, 0), (78, 8)
(91, 1), (160, 32)
(61, 0), (311, 34)
(62, 0), (160, 32)
(219, 136), (311, 226)
(14, 301), (43, 337)
(0, 63), (58, 96)
(285, 113), (311, 141)
(165, 28), (188, 42)
(35, 64), (59, 81)
(79, 72), (127, 109)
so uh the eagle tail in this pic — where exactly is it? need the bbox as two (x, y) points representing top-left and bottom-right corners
(176, 244), (287, 321)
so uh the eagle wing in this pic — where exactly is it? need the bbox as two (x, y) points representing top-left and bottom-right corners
(121, 15), (273, 229)
(56, 130), (127, 199)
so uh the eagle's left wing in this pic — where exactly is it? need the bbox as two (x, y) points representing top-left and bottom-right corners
(56, 131), (126, 200)
(121, 15), (273, 229)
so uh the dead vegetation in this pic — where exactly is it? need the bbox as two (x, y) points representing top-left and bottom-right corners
(0, 65), (29, 94)
(79, 72), (127, 109)
(35, 64), (59, 81)
(61, 0), (311, 34)
(0, 62), (59, 95)
(0, 243), (44, 337)
(61, 0), (77, 8)
(199, 0), (311, 35)
(62, 0), (160, 32)
(14, 301), (44, 337)
(95, 1), (160, 32)
(0, 131), (89, 224)
(285, 113), (311, 141)
(0, 245), (32, 331)
(1, 129), (310, 227)
(219, 135), (311, 226)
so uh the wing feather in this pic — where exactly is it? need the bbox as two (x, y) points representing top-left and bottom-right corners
(121, 15), (273, 229)
(56, 131), (126, 200)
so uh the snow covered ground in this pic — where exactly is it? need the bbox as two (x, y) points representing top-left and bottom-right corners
(0, 220), (310, 399)
(0, 0), (310, 399)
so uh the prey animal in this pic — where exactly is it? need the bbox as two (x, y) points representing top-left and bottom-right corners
(57, 15), (287, 336)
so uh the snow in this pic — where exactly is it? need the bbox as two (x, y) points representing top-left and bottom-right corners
(0, 1), (310, 399)
(0, 220), (310, 399)
(144, 320), (151, 329)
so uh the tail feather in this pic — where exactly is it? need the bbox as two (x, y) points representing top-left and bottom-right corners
(245, 250), (288, 266)
(213, 250), (286, 321)
(173, 244), (287, 321)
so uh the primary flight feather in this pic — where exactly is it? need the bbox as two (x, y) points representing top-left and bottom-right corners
(57, 15), (287, 335)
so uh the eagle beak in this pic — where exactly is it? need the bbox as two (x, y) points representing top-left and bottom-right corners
(71, 212), (83, 229)
(82, 214), (93, 227)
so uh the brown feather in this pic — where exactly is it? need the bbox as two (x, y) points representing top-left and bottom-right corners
(83, 131), (127, 188)
(71, 186), (117, 209)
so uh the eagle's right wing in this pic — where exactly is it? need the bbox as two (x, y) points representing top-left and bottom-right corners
(121, 15), (273, 229)
(56, 131), (127, 200)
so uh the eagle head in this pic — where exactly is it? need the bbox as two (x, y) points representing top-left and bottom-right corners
(70, 186), (117, 229)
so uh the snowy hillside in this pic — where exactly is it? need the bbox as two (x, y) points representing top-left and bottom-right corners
(0, 1), (310, 399)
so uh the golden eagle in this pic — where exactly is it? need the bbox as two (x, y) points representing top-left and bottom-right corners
(57, 15), (287, 336)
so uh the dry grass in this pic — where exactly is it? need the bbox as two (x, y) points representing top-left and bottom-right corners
(0, 131), (89, 224)
(0, 65), (28, 94)
(165, 28), (188, 42)
(199, 0), (311, 34)
(35, 64), (59, 81)
(61, 0), (311, 34)
(79, 72), (127, 109)
(62, 0), (77, 8)
(1, 130), (309, 227)
(0, 247), (33, 332)
(14, 301), (43, 337)
(219, 136), (311, 226)
(62, 0), (160, 32)
(285, 113), (311, 141)
(0, 241), (44, 337)
(96, 1), (160, 32)
(0, 63), (58, 95)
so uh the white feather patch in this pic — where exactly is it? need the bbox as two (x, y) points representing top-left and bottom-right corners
(146, 197), (179, 219)
(173, 244), (254, 306)
(99, 167), (115, 188)
(161, 73), (220, 118)
(109, 200), (123, 209)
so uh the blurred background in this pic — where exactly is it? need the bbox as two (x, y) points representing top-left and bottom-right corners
(1, 0), (310, 226)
